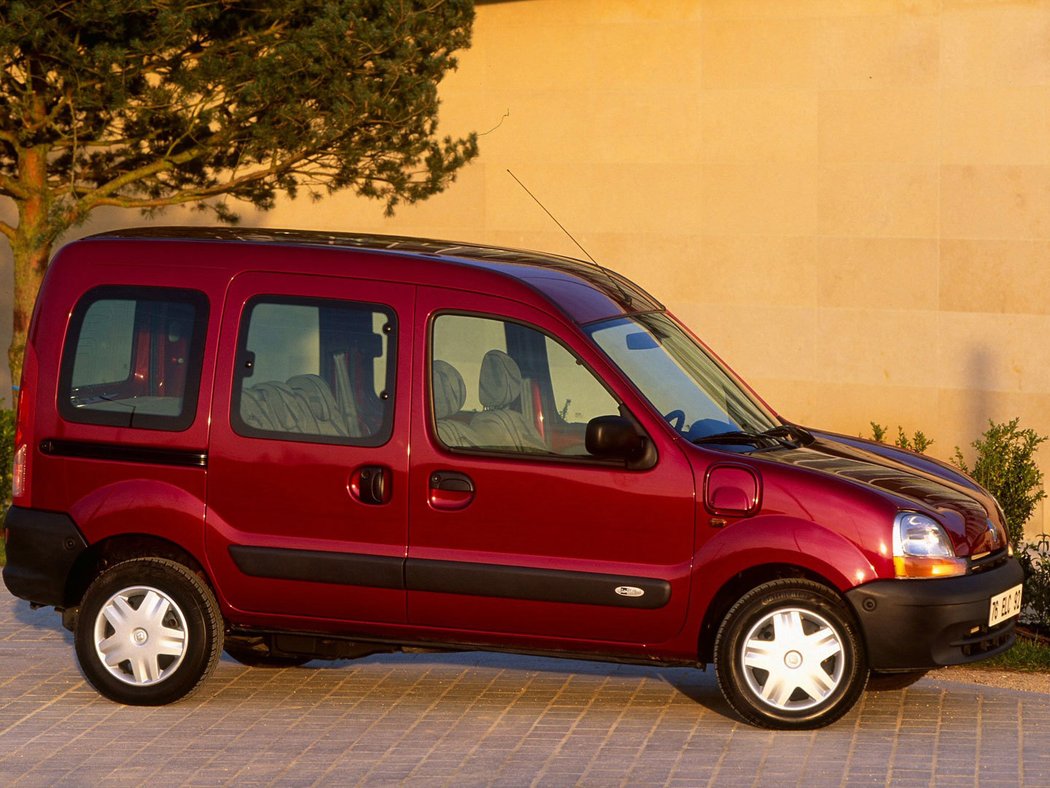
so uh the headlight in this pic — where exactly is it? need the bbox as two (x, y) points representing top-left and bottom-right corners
(892, 512), (967, 578)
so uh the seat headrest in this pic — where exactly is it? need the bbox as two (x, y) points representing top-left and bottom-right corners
(479, 350), (522, 409)
(432, 360), (466, 419)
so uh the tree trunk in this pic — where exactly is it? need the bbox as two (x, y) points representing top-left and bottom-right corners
(8, 236), (52, 396)
(6, 139), (63, 402)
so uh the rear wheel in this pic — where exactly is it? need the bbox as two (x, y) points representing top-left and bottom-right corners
(74, 558), (222, 705)
(715, 579), (867, 729)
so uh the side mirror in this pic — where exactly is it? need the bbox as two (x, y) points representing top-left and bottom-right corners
(586, 415), (656, 469)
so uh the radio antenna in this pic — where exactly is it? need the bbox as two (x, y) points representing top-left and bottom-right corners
(507, 169), (599, 265)
(506, 169), (632, 306)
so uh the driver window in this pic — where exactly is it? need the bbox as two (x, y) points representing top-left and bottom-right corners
(431, 314), (620, 457)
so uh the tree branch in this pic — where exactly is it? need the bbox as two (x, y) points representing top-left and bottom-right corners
(81, 148), (319, 212)
(0, 171), (29, 200)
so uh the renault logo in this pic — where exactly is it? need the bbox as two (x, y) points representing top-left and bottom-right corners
(987, 519), (1000, 547)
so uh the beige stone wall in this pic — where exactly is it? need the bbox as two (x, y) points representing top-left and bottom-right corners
(6, 0), (1050, 535)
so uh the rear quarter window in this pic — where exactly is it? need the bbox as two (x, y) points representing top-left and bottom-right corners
(58, 286), (209, 431)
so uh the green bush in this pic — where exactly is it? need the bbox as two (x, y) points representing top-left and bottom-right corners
(1018, 543), (1050, 635)
(952, 418), (1047, 552)
(0, 407), (14, 505)
(869, 421), (933, 454)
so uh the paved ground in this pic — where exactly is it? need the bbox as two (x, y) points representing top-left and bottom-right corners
(2, 586), (1050, 787)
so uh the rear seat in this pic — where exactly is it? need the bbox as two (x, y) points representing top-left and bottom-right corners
(287, 374), (349, 437)
(241, 376), (349, 438)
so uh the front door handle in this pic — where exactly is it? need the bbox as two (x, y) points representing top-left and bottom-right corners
(429, 470), (475, 511)
(350, 465), (390, 505)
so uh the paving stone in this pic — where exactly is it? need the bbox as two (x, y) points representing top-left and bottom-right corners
(2, 587), (1050, 785)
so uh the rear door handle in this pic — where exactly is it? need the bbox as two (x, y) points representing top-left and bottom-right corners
(429, 471), (475, 511)
(350, 465), (390, 505)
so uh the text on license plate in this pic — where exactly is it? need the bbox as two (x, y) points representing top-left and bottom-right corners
(989, 584), (1023, 627)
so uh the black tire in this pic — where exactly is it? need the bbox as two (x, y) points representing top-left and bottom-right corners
(867, 670), (928, 691)
(224, 637), (310, 668)
(74, 557), (223, 706)
(714, 579), (868, 730)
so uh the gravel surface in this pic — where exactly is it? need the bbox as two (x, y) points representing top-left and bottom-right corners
(940, 665), (1050, 693)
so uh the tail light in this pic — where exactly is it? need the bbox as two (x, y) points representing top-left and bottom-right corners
(11, 443), (25, 498)
(11, 383), (27, 500)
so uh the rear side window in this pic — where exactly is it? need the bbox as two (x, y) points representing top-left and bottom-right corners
(231, 297), (395, 446)
(59, 286), (209, 431)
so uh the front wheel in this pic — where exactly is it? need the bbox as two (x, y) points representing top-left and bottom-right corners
(714, 579), (867, 729)
(74, 558), (223, 705)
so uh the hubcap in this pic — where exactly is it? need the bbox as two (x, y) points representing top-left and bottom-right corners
(93, 585), (188, 686)
(740, 607), (845, 712)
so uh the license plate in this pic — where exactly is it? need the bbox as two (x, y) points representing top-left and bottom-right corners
(989, 584), (1023, 627)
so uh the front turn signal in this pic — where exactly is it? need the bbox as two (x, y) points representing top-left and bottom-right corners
(893, 555), (967, 579)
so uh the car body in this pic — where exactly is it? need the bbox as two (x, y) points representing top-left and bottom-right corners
(2, 227), (1023, 728)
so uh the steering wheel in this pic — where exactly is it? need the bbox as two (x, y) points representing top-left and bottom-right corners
(663, 409), (687, 432)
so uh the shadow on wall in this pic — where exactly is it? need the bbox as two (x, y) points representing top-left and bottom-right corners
(967, 345), (992, 443)
(965, 344), (1048, 540)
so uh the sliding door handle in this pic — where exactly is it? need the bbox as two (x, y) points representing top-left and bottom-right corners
(350, 465), (389, 505)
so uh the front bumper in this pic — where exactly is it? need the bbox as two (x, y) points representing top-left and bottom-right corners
(2, 506), (88, 608)
(846, 556), (1024, 671)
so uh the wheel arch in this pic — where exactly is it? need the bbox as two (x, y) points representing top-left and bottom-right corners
(64, 533), (210, 612)
(691, 515), (877, 665)
(697, 563), (840, 664)
(61, 479), (211, 610)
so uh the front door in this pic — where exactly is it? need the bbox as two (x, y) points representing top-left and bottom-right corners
(407, 289), (696, 646)
(206, 272), (413, 626)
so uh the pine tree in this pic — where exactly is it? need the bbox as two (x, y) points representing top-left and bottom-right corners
(0, 0), (478, 387)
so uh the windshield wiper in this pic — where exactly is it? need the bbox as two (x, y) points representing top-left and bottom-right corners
(760, 423), (813, 445)
(691, 430), (776, 446)
(691, 424), (811, 450)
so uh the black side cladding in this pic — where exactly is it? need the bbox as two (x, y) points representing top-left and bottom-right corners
(227, 544), (672, 610)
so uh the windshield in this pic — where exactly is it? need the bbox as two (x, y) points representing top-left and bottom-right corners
(587, 313), (784, 445)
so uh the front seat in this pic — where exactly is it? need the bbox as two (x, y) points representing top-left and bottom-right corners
(432, 360), (479, 448)
(470, 350), (546, 452)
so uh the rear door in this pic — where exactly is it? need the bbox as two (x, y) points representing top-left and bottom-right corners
(407, 289), (696, 646)
(205, 272), (413, 626)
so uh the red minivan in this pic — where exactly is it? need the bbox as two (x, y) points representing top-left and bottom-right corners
(2, 228), (1023, 729)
